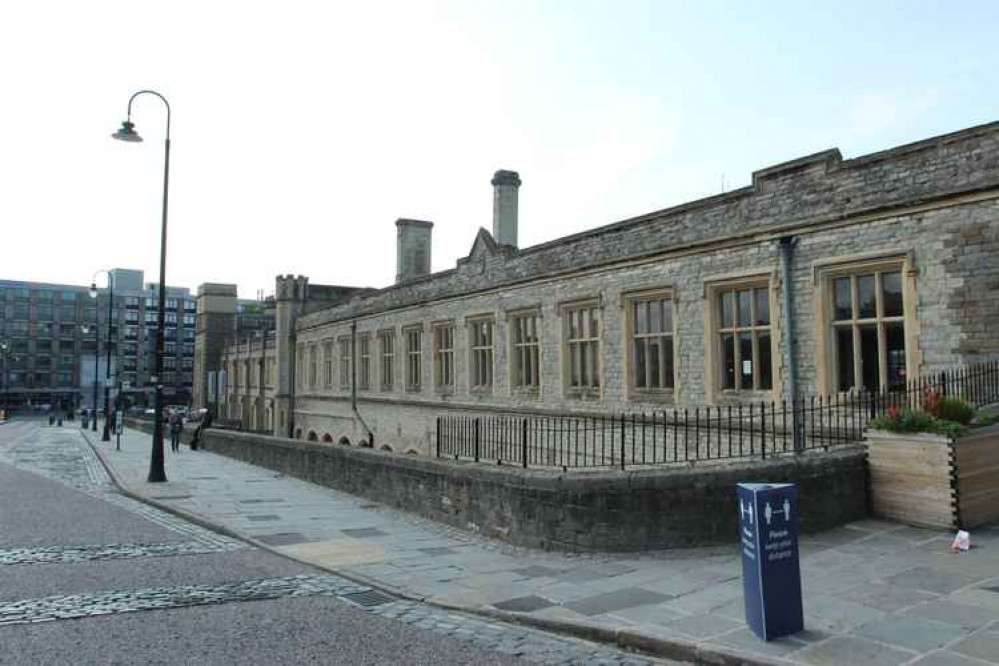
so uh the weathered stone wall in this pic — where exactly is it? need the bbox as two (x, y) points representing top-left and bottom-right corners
(190, 425), (868, 551)
(288, 198), (999, 453)
(298, 123), (999, 330)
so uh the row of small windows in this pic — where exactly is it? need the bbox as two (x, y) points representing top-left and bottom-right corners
(282, 266), (909, 399)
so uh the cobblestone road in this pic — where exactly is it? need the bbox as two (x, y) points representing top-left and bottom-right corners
(0, 419), (678, 665)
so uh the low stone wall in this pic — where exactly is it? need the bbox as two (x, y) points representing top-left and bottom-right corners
(866, 424), (999, 530)
(125, 415), (868, 551)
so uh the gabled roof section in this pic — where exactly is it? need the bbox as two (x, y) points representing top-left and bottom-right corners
(456, 227), (514, 269)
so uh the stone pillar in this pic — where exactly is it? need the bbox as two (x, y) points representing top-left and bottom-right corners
(192, 283), (237, 409)
(274, 274), (308, 437)
(395, 219), (433, 283)
(491, 169), (521, 248)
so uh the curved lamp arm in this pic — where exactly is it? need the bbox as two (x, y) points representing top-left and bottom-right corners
(126, 90), (171, 139)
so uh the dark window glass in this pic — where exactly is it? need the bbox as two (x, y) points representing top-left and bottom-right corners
(633, 339), (646, 388)
(648, 338), (660, 388)
(738, 332), (753, 389)
(836, 328), (854, 391)
(721, 333), (735, 389)
(859, 325), (880, 390)
(857, 275), (876, 319)
(833, 277), (852, 321)
(882, 272), (903, 318)
(754, 288), (770, 325)
(885, 323), (907, 390)
(758, 333), (772, 390)
(662, 338), (675, 388)
(634, 301), (647, 335)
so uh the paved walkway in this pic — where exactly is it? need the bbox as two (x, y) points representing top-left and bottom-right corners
(87, 425), (999, 666)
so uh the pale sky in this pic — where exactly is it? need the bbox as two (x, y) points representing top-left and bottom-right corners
(2, 1), (997, 299)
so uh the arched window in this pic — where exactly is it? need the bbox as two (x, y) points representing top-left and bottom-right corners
(307, 430), (318, 442)
(322, 433), (333, 443)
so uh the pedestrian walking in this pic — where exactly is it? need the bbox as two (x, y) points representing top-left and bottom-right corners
(169, 412), (183, 452)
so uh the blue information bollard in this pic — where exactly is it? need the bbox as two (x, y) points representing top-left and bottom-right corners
(737, 482), (803, 641)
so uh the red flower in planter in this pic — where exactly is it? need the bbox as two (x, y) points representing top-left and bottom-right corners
(886, 404), (901, 420)
(922, 386), (941, 417)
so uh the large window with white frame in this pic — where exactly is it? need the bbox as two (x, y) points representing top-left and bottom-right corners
(717, 285), (773, 392)
(338, 338), (350, 389)
(510, 310), (540, 392)
(323, 341), (333, 388)
(563, 301), (600, 395)
(379, 330), (395, 390)
(627, 291), (676, 393)
(404, 326), (422, 391)
(469, 318), (493, 390)
(359, 335), (371, 390)
(829, 267), (907, 392)
(433, 323), (455, 390)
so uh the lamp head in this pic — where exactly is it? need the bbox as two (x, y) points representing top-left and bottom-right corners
(89, 282), (99, 299)
(81, 324), (90, 334)
(111, 120), (143, 143)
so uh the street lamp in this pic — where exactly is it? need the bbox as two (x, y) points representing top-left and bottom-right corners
(112, 89), (171, 483)
(80, 322), (100, 431)
(89, 271), (115, 441)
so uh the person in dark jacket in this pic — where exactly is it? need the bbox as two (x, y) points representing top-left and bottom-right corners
(169, 413), (183, 452)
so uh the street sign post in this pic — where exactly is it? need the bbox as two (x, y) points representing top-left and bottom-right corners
(738, 482), (803, 641)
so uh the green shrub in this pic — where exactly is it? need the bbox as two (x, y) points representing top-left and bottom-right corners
(936, 397), (975, 425)
(975, 406), (999, 427)
(870, 407), (968, 439)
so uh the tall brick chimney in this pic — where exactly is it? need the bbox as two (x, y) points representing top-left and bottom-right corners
(491, 169), (521, 248)
(395, 218), (433, 283)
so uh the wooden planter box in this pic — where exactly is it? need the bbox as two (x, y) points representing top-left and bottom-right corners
(866, 424), (999, 529)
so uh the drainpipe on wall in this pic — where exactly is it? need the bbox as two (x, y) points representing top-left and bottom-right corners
(287, 330), (296, 439)
(778, 235), (803, 451)
(350, 321), (375, 447)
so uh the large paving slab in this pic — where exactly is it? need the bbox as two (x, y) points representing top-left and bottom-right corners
(82, 424), (999, 666)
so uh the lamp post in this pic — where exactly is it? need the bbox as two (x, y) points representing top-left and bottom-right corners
(112, 89), (171, 483)
(80, 322), (100, 431)
(89, 271), (115, 441)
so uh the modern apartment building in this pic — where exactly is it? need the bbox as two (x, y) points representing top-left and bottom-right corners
(0, 269), (197, 409)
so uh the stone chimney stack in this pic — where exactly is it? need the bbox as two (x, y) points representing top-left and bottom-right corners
(395, 219), (433, 283)
(491, 169), (521, 248)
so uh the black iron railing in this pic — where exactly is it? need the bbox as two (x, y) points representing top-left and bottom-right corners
(436, 361), (999, 470)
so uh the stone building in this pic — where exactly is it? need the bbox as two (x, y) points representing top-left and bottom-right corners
(218, 121), (999, 454)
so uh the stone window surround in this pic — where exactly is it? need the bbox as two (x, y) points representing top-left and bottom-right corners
(559, 297), (602, 400)
(359, 333), (372, 391)
(432, 319), (456, 394)
(703, 269), (782, 403)
(811, 249), (919, 396)
(308, 344), (318, 389)
(403, 323), (424, 393)
(467, 314), (494, 394)
(378, 328), (395, 391)
(506, 306), (542, 399)
(338, 336), (351, 389)
(322, 340), (333, 388)
(621, 286), (679, 403)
